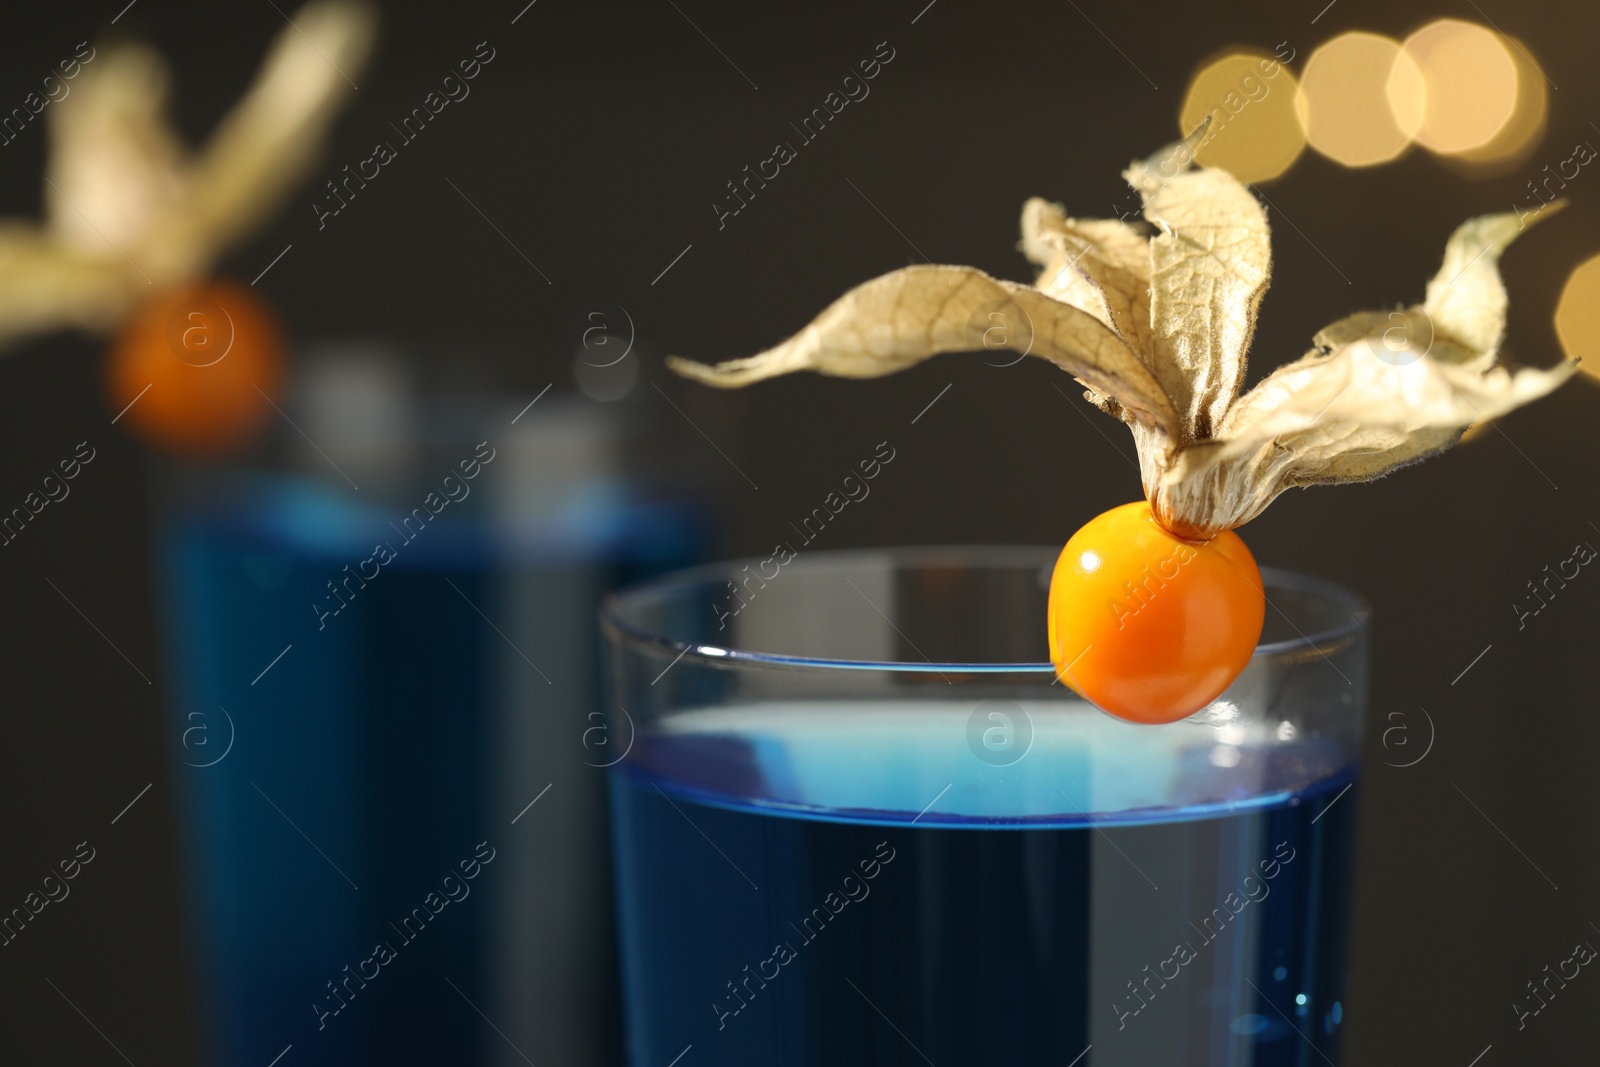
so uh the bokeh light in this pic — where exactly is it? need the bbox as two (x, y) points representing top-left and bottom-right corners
(1398, 19), (1519, 156)
(1446, 34), (1548, 173)
(1555, 253), (1600, 382)
(1297, 32), (1422, 168)
(1179, 51), (1306, 183)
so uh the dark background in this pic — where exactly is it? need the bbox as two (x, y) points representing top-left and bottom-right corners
(1, 0), (1597, 1062)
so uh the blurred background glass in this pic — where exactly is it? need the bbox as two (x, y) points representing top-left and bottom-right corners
(159, 344), (706, 1065)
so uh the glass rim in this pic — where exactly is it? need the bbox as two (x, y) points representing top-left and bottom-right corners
(600, 544), (1371, 674)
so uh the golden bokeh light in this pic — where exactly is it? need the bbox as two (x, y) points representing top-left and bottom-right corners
(1296, 33), (1422, 168)
(1399, 19), (1519, 156)
(1446, 34), (1548, 173)
(1179, 51), (1306, 183)
(1555, 254), (1600, 383)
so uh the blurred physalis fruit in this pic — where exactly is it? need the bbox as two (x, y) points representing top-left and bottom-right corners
(106, 278), (285, 455)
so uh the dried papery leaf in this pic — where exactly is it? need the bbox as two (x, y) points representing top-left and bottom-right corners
(1151, 213), (1576, 536)
(1225, 346), (1572, 459)
(48, 45), (188, 264)
(1422, 208), (1561, 359)
(668, 264), (1178, 433)
(1163, 345), (1573, 533)
(177, 1), (378, 261)
(671, 135), (1572, 541)
(1020, 200), (1151, 285)
(1020, 198), (1153, 360)
(0, 0), (375, 352)
(1148, 420), (1471, 540)
(0, 228), (133, 345)
(1127, 125), (1271, 444)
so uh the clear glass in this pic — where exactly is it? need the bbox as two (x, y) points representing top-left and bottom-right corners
(156, 357), (706, 1067)
(601, 546), (1368, 1067)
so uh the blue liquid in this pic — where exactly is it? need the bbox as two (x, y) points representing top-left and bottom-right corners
(611, 705), (1357, 1066)
(160, 475), (703, 1066)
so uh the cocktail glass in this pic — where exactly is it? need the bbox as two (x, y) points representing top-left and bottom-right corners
(602, 546), (1367, 1067)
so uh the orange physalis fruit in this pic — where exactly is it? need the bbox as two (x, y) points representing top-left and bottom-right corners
(1048, 502), (1264, 724)
(107, 278), (285, 455)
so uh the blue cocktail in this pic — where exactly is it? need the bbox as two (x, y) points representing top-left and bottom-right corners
(158, 392), (705, 1066)
(602, 548), (1366, 1066)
